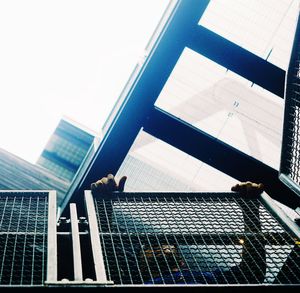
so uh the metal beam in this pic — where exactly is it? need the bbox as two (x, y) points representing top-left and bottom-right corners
(143, 107), (299, 209)
(187, 25), (285, 98)
(60, 0), (210, 215)
(60, 0), (289, 216)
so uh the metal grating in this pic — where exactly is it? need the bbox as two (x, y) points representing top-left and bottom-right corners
(92, 192), (300, 285)
(280, 11), (300, 196)
(0, 191), (49, 286)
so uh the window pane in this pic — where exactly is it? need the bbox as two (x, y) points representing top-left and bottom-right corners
(155, 48), (284, 169)
(116, 130), (237, 192)
(199, 0), (299, 70)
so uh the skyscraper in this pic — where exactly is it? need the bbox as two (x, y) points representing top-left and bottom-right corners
(36, 118), (97, 182)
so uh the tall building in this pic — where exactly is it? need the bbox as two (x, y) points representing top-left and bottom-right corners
(67, 0), (300, 209)
(1, 1), (300, 289)
(36, 118), (97, 182)
(0, 118), (100, 205)
(57, 1), (300, 287)
(0, 147), (69, 204)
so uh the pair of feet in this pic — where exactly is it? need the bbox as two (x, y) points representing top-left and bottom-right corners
(91, 174), (264, 197)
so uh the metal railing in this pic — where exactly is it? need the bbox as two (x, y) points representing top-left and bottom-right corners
(280, 11), (300, 198)
(0, 190), (56, 287)
(1, 189), (299, 287)
(87, 191), (300, 286)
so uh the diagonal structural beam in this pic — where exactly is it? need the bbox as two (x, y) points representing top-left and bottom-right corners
(144, 107), (299, 209)
(60, 0), (289, 216)
(60, 0), (210, 215)
(187, 25), (285, 98)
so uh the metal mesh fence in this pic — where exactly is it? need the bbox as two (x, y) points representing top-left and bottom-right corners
(0, 192), (49, 286)
(280, 13), (300, 193)
(93, 192), (300, 285)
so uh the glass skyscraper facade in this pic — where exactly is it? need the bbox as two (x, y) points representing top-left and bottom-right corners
(37, 118), (96, 182)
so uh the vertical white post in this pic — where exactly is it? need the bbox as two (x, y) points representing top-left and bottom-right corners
(84, 191), (109, 283)
(47, 190), (57, 283)
(70, 203), (83, 281)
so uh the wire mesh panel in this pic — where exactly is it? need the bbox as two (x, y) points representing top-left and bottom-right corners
(91, 192), (300, 286)
(0, 191), (54, 286)
(280, 11), (300, 197)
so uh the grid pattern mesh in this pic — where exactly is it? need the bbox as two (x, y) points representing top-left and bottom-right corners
(281, 15), (300, 188)
(0, 192), (48, 286)
(94, 192), (300, 285)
